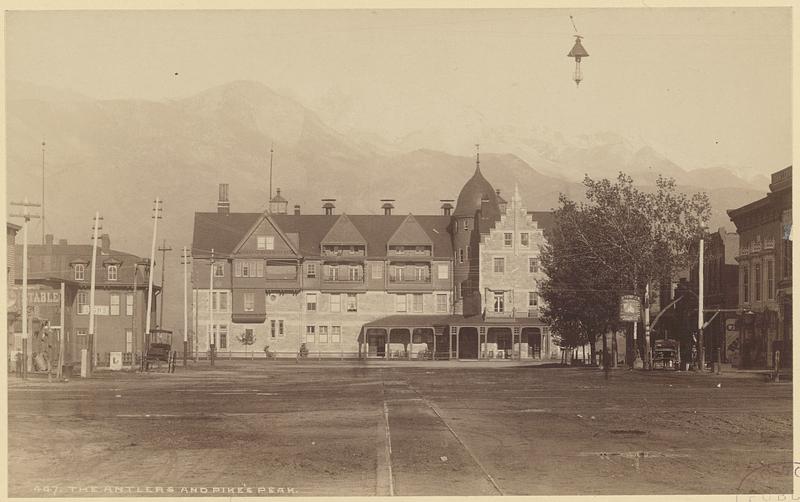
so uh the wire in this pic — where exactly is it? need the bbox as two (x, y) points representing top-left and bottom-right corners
(569, 15), (579, 34)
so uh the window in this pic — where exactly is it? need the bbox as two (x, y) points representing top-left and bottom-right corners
(306, 263), (317, 278)
(305, 325), (315, 343)
(126, 294), (134, 316)
(754, 263), (762, 302)
(331, 326), (341, 343)
(279, 320), (285, 337)
(327, 265), (339, 281)
(270, 320), (277, 338)
(459, 249), (464, 263)
(77, 329), (88, 347)
(742, 265), (750, 303)
(372, 262), (383, 279)
(504, 233), (513, 247)
(211, 291), (229, 311)
(78, 292), (89, 315)
(456, 283), (461, 299)
(330, 294), (341, 312)
(493, 257), (505, 273)
(396, 294), (407, 312)
(319, 326), (329, 343)
(463, 220), (469, 231)
(242, 262), (250, 277)
(256, 235), (274, 250)
(348, 266), (361, 281)
(346, 293), (358, 312)
(235, 260), (264, 278)
(465, 247), (469, 260)
(110, 294), (120, 315)
(436, 294), (448, 313)
(437, 264), (448, 280)
(521, 233), (529, 247)
(414, 267), (426, 281)
(74, 264), (85, 281)
(219, 326), (228, 349)
(529, 258), (539, 274)
(528, 291), (538, 308)
(244, 292), (255, 312)
(214, 264), (224, 277)
(306, 293), (317, 311)
(125, 329), (133, 353)
(107, 265), (118, 281)
(767, 260), (775, 300)
(412, 294), (423, 313)
(493, 292), (505, 313)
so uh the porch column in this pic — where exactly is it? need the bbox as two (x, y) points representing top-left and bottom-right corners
(407, 327), (411, 360)
(432, 326), (437, 361)
(479, 326), (486, 360)
(513, 326), (521, 360)
(386, 328), (390, 360)
(449, 326), (457, 361)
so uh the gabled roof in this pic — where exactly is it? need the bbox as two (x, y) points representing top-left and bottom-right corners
(387, 214), (434, 248)
(193, 212), (262, 257)
(321, 214), (367, 247)
(231, 212), (299, 256)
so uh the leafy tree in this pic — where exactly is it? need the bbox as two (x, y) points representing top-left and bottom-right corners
(541, 173), (710, 367)
(237, 330), (256, 358)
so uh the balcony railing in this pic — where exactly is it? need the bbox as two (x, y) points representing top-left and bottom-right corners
(388, 276), (431, 283)
(322, 248), (365, 257)
(323, 276), (364, 283)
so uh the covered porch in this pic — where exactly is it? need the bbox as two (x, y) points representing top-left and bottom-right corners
(360, 315), (452, 360)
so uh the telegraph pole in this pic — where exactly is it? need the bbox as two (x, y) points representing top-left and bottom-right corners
(41, 141), (46, 245)
(88, 212), (103, 376)
(698, 238), (705, 371)
(157, 239), (173, 329)
(644, 282), (651, 370)
(10, 198), (41, 377)
(145, 199), (162, 358)
(208, 248), (215, 366)
(181, 247), (191, 367)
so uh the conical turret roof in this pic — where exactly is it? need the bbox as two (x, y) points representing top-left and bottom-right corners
(453, 164), (500, 218)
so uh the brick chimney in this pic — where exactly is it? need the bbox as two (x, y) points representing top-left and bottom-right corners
(293, 204), (301, 215)
(440, 199), (454, 216)
(217, 183), (230, 214)
(381, 199), (395, 216)
(101, 233), (111, 252)
(322, 199), (336, 216)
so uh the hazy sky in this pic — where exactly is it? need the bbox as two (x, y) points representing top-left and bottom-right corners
(5, 7), (792, 172)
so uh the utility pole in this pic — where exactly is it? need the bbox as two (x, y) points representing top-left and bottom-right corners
(157, 239), (173, 329)
(269, 145), (274, 201)
(644, 282), (651, 370)
(181, 247), (190, 367)
(10, 198), (41, 377)
(698, 238), (705, 371)
(145, 198), (162, 359)
(209, 248), (215, 366)
(88, 212), (103, 376)
(41, 141), (46, 245)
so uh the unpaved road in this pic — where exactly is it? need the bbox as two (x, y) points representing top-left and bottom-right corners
(7, 361), (793, 496)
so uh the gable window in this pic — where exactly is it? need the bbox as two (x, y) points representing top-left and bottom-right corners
(306, 263), (317, 278)
(529, 258), (539, 274)
(306, 293), (317, 311)
(437, 264), (449, 279)
(396, 294), (407, 312)
(330, 294), (341, 312)
(214, 264), (224, 277)
(257, 236), (267, 250)
(78, 292), (89, 315)
(436, 294), (448, 313)
(346, 293), (358, 312)
(244, 292), (255, 312)
(493, 292), (505, 313)
(372, 262), (383, 279)
(504, 233), (513, 247)
(110, 294), (120, 315)
(521, 233), (529, 247)
(74, 264), (86, 281)
(493, 257), (505, 273)
(331, 326), (341, 343)
(107, 265), (118, 281)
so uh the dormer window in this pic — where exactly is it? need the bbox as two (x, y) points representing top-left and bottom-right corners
(107, 265), (118, 281)
(74, 264), (86, 281)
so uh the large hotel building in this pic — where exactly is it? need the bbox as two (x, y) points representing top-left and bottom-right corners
(191, 160), (556, 360)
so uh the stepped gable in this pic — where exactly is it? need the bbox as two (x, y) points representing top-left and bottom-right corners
(320, 213), (367, 247)
(387, 214), (434, 248)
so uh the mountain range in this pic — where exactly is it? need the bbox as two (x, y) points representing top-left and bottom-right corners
(6, 79), (770, 331)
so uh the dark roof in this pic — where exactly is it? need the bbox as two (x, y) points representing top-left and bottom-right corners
(193, 212), (454, 259)
(15, 243), (150, 286)
(453, 166), (501, 219)
(528, 211), (555, 235)
(7, 222), (21, 232)
(363, 314), (546, 328)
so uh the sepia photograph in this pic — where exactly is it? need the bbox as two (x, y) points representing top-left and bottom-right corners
(3, 3), (794, 498)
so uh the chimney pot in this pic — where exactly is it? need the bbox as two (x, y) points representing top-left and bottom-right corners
(45, 234), (54, 245)
(440, 199), (454, 216)
(322, 198), (336, 216)
(293, 204), (301, 215)
(101, 233), (111, 251)
(381, 199), (395, 216)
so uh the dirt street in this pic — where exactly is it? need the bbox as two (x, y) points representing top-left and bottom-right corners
(7, 361), (793, 496)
